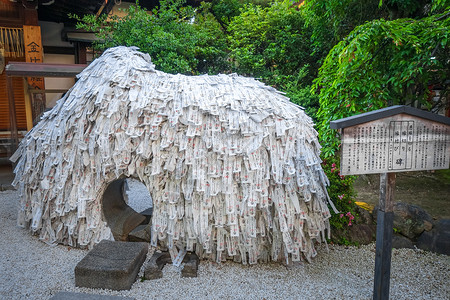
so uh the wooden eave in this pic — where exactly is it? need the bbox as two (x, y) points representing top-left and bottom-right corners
(330, 105), (450, 129)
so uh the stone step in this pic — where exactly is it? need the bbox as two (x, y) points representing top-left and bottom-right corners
(75, 240), (148, 290)
(50, 292), (135, 300)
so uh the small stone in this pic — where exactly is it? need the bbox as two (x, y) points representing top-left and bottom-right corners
(181, 253), (200, 278)
(143, 252), (171, 280)
(128, 224), (151, 242)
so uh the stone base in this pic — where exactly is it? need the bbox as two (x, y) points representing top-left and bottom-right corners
(75, 240), (148, 290)
(50, 292), (134, 300)
(181, 253), (200, 278)
(144, 251), (199, 279)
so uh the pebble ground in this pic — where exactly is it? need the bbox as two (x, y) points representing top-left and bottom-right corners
(1, 189), (448, 300)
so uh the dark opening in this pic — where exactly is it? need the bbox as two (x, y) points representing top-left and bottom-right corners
(102, 178), (153, 242)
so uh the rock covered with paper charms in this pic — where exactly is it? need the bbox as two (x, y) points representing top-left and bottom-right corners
(11, 46), (337, 264)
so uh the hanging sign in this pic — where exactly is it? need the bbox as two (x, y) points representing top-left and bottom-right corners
(23, 25), (45, 90)
(330, 105), (450, 300)
(339, 113), (450, 175)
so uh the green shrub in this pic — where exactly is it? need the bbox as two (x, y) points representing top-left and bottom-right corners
(72, 0), (228, 75)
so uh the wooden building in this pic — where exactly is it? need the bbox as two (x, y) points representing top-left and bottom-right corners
(0, 0), (114, 158)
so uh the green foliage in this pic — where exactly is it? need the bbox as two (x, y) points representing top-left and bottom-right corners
(315, 8), (450, 157)
(302, 0), (385, 55)
(301, 0), (437, 56)
(322, 156), (358, 231)
(71, 0), (228, 75)
(210, 0), (272, 26)
(227, 1), (321, 117)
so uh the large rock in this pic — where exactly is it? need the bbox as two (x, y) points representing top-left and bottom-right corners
(393, 203), (434, 239)
(392, 233), (414, 249)
(417, 219), (450, 255)
(102, 179), (147, 241)
(375, 202), (434, 239)
(75, 240), (148, 290)
(331, 223), (376, 245)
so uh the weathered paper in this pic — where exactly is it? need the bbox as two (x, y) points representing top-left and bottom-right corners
(12, 46), (333, 264)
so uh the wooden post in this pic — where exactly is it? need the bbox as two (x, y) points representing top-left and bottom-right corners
(373, 172), (396, 300)
(6, 75), (18, 155)
(23, 78), (33, 131)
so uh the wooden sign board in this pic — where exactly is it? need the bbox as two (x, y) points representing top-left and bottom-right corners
(340, 113), (450, 175)
(23, 25), (45, 90)
(330, 105), (450, 300)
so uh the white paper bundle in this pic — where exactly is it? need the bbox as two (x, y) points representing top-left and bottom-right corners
(11, 46), (336, 263)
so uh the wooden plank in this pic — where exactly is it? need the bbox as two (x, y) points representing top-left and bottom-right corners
(373, 172), (396, 300)
(5, 62), (87, 77)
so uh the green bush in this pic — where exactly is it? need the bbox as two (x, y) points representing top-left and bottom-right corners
(314, 8), (450, 158)
(72, 0), (228, 75)
(321, 156), (357, 233)
(227, 0), (321, 117)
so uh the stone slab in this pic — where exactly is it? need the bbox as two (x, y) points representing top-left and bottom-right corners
(50, 292), (134, 300)
(75, 240), (148, 290)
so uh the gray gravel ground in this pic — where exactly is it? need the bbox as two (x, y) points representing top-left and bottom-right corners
(1, 189), (449, 300)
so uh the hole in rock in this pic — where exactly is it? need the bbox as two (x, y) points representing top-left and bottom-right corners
(102, 178), (153, 242)
(123, 178), (153, 215)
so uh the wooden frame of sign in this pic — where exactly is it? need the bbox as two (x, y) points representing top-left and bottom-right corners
(330, 105), (450, 300)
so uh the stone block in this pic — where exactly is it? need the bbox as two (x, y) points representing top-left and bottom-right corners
(50, 292), (134, 300)
(181, 253), (200, 278)
(128, 224), (151, 242)
(143, 252), (171, 280)
(75, 240), (148, 290)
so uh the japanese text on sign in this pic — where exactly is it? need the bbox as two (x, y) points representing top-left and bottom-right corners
(340, 114), (450, 175)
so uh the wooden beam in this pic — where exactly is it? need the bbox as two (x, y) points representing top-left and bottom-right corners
(42, 46), (75, 55)
(6, 62), (86, 77)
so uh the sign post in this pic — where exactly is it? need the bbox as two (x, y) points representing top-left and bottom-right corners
(330, 105), (450, 300)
